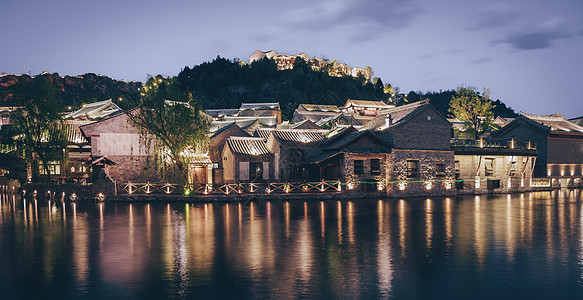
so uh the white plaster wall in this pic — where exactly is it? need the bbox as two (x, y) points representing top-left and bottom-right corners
(97, 133), (150, 156)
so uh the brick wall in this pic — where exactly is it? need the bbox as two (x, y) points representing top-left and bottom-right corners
(390, 106), (452, 150)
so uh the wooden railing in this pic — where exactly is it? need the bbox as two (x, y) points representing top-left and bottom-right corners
(531, 178), (551, 187)
(117, 181), (347, 196)
(451, 138), (536, 150)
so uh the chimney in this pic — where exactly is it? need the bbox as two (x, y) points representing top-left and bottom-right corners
(384, 114), (393, 128)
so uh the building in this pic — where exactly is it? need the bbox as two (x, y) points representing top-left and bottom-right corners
(291, 104), (342, 124)
(362, 100), (456, 197)
(205, 102), (281, 125)
(305, 127), (390, 192)
(493, 112), (583, 188)
(257, 128), (328, 181)
(209, 123), (251, 184)
(341, 99), (394, 117)
(80, 110), (159, 183)
(248, 50), (372, 81)
(80, 109), (213, 186)
(222, 137), (274, 183)
(451, 138), (538, 194)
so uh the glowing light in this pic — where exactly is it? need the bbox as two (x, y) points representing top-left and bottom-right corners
(398, 181), (406, 191)
(475, 177), (480, 189)
(425, 181), (432, 190)
(445, 180), (452, 190)
(521, 178), (524, 188)
(266, 187), (271, 193)
(347, 182), (354, 190)
(377, 182), (384, 191)
(507, 178), (512, 189)
(184, 189), (190, 196)
(97, 193), (105, 202)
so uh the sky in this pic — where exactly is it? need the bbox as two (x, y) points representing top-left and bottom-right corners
(1, 0), (582, 118)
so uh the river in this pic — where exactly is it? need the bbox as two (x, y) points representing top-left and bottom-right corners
(1, 190), (583, 299)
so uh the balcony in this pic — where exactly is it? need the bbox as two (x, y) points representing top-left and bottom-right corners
(451, 138), (537, 155)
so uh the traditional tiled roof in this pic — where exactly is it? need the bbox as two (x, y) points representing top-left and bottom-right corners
(290, 119), (320, 129)
(226, 137), (272, 156)
(256, 128), (327, 143)
(360, 100), (431, 131)
(315, 113), (362, 127)
(223, 116), (277, 127)
(520, 112), (583, 133)
(343, 99), (393, 109)
(65, 99), (121, 120)
(209, 122), (251, 139)
(305, 130), (390, 163)
(297, 104), (341, 113)
(64, 120), (92, 144)
(240, 102), (280, 110)
(204, 108), (240, 118)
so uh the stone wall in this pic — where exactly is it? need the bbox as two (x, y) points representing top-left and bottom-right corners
(387, 149), (456, 197)
(342, 153), (388, 192)
(104, 155), (161, 183)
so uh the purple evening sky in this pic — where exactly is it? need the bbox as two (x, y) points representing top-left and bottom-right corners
(1, 0), (582, 118)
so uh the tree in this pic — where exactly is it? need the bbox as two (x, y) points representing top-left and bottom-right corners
(2, 76), (68, 182)
(125, 75), (210, 185)
(449, 85), (495, 139)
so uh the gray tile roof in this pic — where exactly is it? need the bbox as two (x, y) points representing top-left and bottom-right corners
(240, 102), (280, 110)
(65, 99), (121, 120)
(521, 112), (583, 133)
(256, 128), (328, 143)
(226, 137), (272, 156)
(360, 100), (431, 131)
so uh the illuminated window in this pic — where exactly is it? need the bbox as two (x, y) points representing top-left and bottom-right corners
(249, 162), (263, 181)
(406, 160), (419, 178)
(39, 161), (60, 175)
(436, 163), (446, 177)
(455, 160), (460, 179)
(370, 159), (381, 175)
(354, 160), (364, 175)
(485, 158), (495, 177)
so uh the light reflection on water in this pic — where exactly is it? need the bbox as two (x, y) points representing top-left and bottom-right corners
(1, 190), (583, 299)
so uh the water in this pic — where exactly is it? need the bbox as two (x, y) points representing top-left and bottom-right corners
(1, 190), (583, 299)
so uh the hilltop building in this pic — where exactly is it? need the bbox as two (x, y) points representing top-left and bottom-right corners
(248, 50), (372, 81)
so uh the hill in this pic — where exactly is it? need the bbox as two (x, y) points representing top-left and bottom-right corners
(0, 72), (142, 108)
(0, 56), (518, 120)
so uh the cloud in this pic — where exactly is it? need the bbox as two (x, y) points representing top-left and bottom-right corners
(471, 57), (491, 64)
(494, 18), (580, 50)
(470, 4), (520, 30)
(282, 0), (421, 39)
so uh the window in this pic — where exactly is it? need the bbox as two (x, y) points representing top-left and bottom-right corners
(370, 159), (381, 175)
(485, 158), (495, 176)
(406, 160), (419, 178)
(436, 163), (446, 177)
(212, 163), (219, 169)
(455, 160), (460, 178)
(509, 161), (517, 176)
(354, 160), (364, 175)
(250, 162), (263, 181)
(39, 161), (60, 175)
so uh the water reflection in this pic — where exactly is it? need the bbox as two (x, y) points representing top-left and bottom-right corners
(2, 191), (583, 298)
